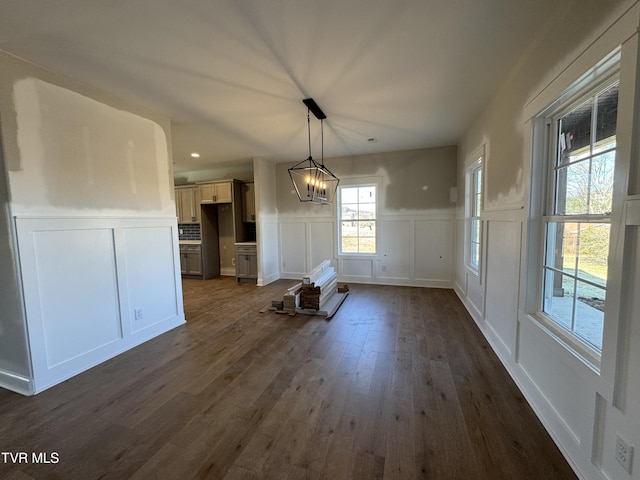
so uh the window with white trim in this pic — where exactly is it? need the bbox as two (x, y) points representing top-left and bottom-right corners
(540, 76), (619, 353)
(466, 157), (483, 272)
(338, 185), (377, 254)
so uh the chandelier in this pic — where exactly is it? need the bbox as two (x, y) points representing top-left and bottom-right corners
(288, 98), (339, 205)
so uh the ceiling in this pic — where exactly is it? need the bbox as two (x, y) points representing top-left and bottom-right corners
(0, 0), (570, 174)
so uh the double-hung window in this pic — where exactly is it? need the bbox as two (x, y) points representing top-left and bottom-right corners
(540, 76), (619, 354)
(466, 157), (483, 272)
(338, 185), (377, 254)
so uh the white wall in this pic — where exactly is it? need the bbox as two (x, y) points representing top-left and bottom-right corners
(253, 157), (280, 285)
(0, 51), (184, 394)
(455, 2), (640, 479)
(276, 147), (457, 286)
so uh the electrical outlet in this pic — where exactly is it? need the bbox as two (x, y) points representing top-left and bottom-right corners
(616, 434), (633, 474)
(134, 309), (143, 321)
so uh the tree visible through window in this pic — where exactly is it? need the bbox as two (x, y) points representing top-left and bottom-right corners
(339, 185), (376, 254)
(542, 79), (618, 351)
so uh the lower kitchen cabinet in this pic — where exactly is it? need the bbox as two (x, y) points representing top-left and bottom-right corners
(235, 243), (257, 281)
(179, 244), (202, 276)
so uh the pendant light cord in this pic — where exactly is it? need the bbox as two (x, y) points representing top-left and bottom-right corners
(307, 109), (312, 159)
(321, 119), (324, 166)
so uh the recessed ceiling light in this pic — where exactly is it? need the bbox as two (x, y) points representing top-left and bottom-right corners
(190, 152), (200, 158)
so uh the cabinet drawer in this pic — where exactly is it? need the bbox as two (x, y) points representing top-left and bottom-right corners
(236, 245), (256, 255)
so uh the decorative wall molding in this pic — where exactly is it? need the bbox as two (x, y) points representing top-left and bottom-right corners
(14, 215), (185, 394)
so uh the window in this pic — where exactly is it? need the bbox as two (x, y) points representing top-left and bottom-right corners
(540, 77), (618, 353)
(466, 158), (483, 272)
(338, 185), (377, 254)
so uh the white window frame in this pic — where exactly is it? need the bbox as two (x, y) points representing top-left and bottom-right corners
(528, 58), (621, 369)
(337, 183), (378, 256)
(465, 150), (483, 275)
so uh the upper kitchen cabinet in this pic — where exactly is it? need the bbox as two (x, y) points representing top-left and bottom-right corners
(199, 181), (232, 204)
(175, 186), (200, 224)
(242, 182), (256, 223)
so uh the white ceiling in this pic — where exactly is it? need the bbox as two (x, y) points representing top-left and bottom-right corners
(0, 0), (568, 174)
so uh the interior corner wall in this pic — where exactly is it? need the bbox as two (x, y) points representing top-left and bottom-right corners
(454, 2), (640, 480)
(0, 122), (31, 394)
(0, 51), (185, 395)
(253, 157), (280, 286)
(275, 147), (458, 286)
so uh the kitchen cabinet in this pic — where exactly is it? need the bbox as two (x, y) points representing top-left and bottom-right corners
(235, 243), (257, 281)
(175, 186), (200, 224)
(199, 181), (232, 204)
(242, 182), (256, 223)
(179, 244), (202, 276)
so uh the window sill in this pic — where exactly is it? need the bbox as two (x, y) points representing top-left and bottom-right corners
(338, 252), (379, 259)
(465, 264), (480, 277)
(529, 312), (601, 373)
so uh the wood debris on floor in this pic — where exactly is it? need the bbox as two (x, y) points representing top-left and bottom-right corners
(262, 260), (349, 319)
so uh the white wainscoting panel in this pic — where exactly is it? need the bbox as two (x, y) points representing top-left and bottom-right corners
(414, 219), (453, 283)
(258, 218), (280, 286)
(518, 318), (588, 442)
(121, 226), (179, 334)
(309, 221), (336, 272)
(15, 216), (185, 393)
(279, 213), (455, 286)
(453, 216), (467, 293)
(280, 221), (307, 276)
(341, 258), (374, 279)
(465, 272), (484, 320)
(379, 220), (411, 280)
(32, 228), (122, 368)
(484, 220), (522, 357)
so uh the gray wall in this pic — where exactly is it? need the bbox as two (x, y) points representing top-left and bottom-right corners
(277, 146), (457, 216)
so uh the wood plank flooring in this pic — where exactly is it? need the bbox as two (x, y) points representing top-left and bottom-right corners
(0, 278), (577, 479)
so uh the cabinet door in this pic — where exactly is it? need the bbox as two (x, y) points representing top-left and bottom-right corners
(177, 189), (187, 223)
(190, 188), (201, 223)
(236, 253), (249, 277)
(199, 182), (232, 204)
(179, 247), (188, 274)
(186, 247), (202, 275)
(235, 245), (257, 279)
(248, 254), (258, 277)
(199, 184), (216, 204)
(177, 187), (199, 223)
(215, 182), (232, 203)
(243, 183), (256, 222)
(175, 190), (181, 219)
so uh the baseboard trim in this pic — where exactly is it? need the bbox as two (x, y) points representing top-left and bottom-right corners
(0, 368), (34, 396)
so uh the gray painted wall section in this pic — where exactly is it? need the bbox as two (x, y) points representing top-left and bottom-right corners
(277, 146), (457, 215)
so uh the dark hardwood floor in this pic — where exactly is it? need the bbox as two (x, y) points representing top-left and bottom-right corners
(0, 278), (577, 479)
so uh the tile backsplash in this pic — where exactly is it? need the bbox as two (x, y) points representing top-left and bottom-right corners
(178, 223), (201, 241)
